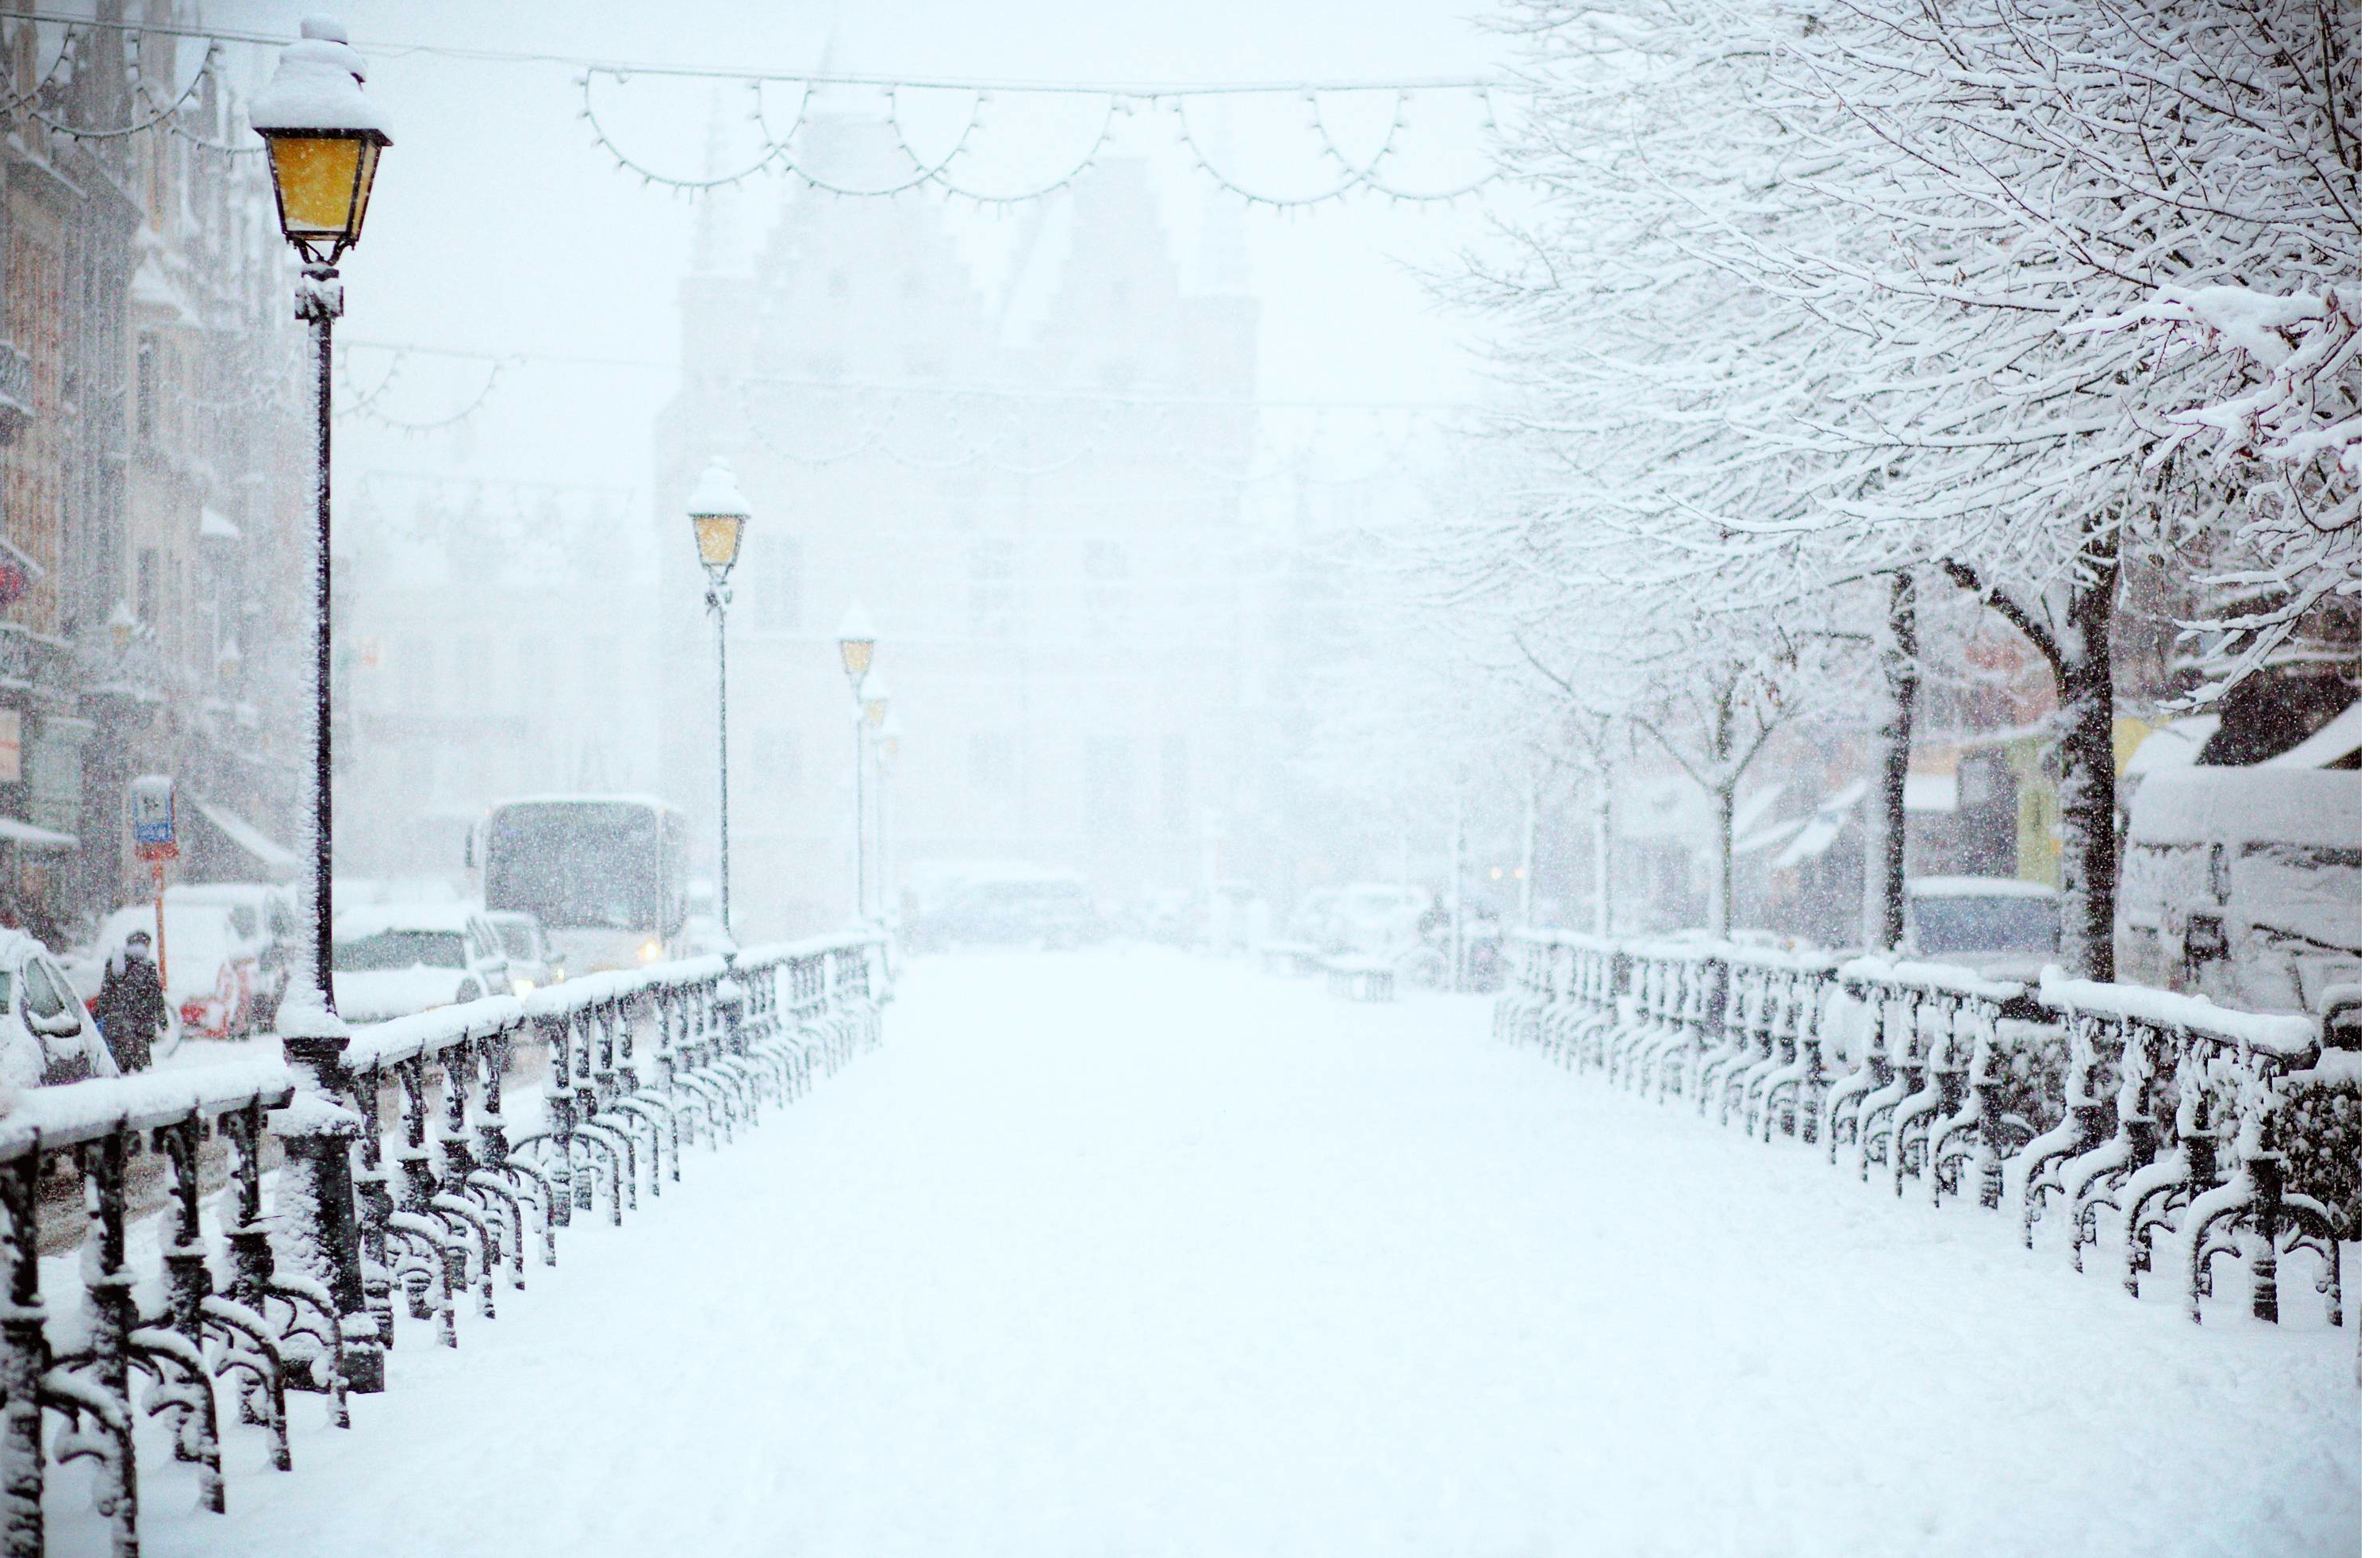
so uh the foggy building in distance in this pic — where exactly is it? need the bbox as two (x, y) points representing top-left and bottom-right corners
(654, 121), (1260, 937)
(337, 478), (661, 885)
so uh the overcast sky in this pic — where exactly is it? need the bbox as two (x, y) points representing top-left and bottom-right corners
(203, 0), (1518, 511)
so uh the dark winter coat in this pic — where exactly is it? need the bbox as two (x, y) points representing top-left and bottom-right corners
(96, 950), (167, 1073)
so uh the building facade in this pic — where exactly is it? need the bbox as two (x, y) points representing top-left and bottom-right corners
(653, 129), (1261, 937)
(1, 1), (314, 935)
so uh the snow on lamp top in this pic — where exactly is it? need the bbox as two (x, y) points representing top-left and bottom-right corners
(685, 459), (750, 577)
(248, 17), (392, 136)
(251, 17), (392, 264)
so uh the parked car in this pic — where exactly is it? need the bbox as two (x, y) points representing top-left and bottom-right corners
(905, 869), (1096, 952)
(0, 930), (118, 1089)
(1903, 875), (2062, 982)
(331, 904), (512, 1022)
(166, 882), (298, 1029)
(2117, 768), (2359, 1015)
(86, 902), (263, 1041)
(1322, 884), (1432, 957)
(484, 909), (564, 995)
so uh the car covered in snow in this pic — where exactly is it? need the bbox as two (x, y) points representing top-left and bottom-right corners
(86, 902), (266, 1041)
(484, 909), (564, 996)
(0, 930), (120, 1088)
(165, 882), (298, 1028)
(1321, 884), (1432, 957)
(331, 904), (512, 1023)
(1903, 876), (2061, 982)
(904, 869), (1096, 952)
(2117, 767), (2359, 1015)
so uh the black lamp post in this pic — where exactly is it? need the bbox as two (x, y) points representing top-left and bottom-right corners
(251, 13), (390, 1023)
(686, 461), (750, 942)
(836, 605), (877, 921)
(249, 12), (391, 1395)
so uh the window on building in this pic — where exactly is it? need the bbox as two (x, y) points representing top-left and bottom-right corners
(402, 635), (436, 707)
(452, 635), (489, 711)
(135, 548), (155, 626)
(969, 732), (1013, 792)
(969, 539), (1018, 641)
(1161, 735), (1189, 827)
(754, 535), (802, 633)
(753, 726), (800, 793)
(1084, 539), (1128, 639)
(1084, 736), (1134, 835)
(135, 335), (156, 443)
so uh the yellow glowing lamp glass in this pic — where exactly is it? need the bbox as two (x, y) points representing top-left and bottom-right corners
(260, 129), (387, 255)
(691, 512), (746, 572)
(839, 635), (874, 679)
(865, 696), (889, 728)
(683, 459), (751, 580)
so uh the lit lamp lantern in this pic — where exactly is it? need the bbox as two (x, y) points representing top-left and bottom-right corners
(836, 603), (880, 919)
(861, 670), (890, 730)
(837, 603), (877, 692)
(250, 18), (392, 265)
(685, 459), (751, 583)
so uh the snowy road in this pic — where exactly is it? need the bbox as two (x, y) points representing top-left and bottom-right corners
(121, 950), (2355, 1557)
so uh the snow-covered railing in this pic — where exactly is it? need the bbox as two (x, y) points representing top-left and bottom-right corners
(0, 931), (890, 1558)
(1496, 930), (2355, 1327)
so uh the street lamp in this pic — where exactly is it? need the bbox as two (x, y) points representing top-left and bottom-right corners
(686, 459), (750, 943)
(252, 14), (390, 1023)
(250, 12), (390, 1396)
(836, 604), (877, 920)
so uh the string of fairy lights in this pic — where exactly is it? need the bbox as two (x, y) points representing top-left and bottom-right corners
(7, 10), (1508, 207)
(5, 10), (1484, 479)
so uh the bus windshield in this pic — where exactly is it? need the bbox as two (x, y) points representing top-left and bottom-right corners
(486, 802), (675, 932)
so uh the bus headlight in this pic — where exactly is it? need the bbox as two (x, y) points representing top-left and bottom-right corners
(511, 978), (538, 998)
(638, 940), (662, 962)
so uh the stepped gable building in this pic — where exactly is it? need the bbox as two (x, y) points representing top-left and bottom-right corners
(654, 119), (1261, 937)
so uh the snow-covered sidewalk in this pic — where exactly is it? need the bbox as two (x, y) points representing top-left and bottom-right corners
(107, 950), (2354, 1557)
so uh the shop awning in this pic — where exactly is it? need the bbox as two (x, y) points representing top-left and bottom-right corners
(191, 799), (301, 878)
(0, 816), (77, 850)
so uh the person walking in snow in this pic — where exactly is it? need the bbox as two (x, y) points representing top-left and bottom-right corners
(96, 930), (167, 1073)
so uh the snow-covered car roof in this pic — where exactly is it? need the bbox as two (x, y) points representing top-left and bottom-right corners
(334, 967), (478, 1023)
(1909, 876), (2056, 900)
(333, 903), (485, 938)
(0, 928), (59, 967)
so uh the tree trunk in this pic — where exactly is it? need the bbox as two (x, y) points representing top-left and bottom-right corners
(1710, 777), (1735, 935)
(1518, 776), (1538, 927)
(2051, 555), (2121, 981)
(1864, 572), (1918, 950)
(1591, 765), (1613, 937)
(1709, 688), (1737, 936)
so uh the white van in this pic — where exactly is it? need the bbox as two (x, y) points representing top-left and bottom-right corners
(2117, 768), (2359, 1015)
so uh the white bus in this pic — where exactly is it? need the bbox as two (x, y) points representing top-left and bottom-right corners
(477, 796), (690, 975)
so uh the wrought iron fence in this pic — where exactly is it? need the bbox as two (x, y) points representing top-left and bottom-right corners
(1495, 930), (2357, 1327)
(0, 931), (889, 1557)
